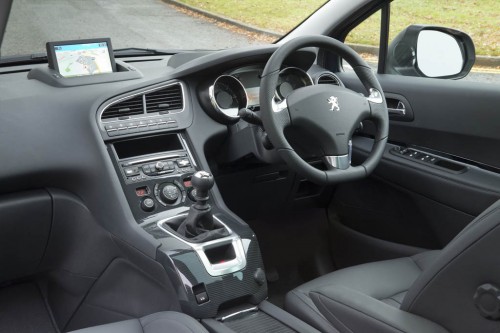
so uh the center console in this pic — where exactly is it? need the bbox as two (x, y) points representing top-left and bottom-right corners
(100, 80), (320, 333)
(106, 130), (268, 319)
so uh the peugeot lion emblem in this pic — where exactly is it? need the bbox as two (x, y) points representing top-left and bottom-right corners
(328, 96), (340, 112)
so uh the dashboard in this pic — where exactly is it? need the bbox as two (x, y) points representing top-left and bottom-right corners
(0, 44), (344, 257)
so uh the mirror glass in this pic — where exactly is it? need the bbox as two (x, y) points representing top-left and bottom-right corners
(417, 30), (464, 77)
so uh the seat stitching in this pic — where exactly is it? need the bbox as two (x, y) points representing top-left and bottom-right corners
(313, 291), (407, 333)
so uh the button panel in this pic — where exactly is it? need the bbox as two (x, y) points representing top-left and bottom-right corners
(393, 147), (440, 164)
(391, 147), (466, 173)
(105, 117), (178, 137)
(120, 154), (195, 184)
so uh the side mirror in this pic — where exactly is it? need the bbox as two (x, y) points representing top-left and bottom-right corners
(386, 25), (475, 79)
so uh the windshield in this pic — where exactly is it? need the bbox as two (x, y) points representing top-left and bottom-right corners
(1, 0), (327, 58)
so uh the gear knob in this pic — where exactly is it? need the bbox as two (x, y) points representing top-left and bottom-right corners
(191, 171), (214, 201)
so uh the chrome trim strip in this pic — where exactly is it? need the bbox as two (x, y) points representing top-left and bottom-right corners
(179, 134), (198, 168)
(325, 154), (350, 170)
(367, 88), (383, 104)
(315, 72), (343, 87)
(272, 99), (288, 113)
(219, 306), (259, 322)
(388, 101), (406, 116)
(274, 67), (313, 102)
(122, 153), (183, 166)
(209, 75), (248, 119)
(157, 214), (247, 277)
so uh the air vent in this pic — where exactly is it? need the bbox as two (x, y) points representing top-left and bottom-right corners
(101, 95), (144, 119)
(317, 73), (341, 86)
(145, 84), (183, 113)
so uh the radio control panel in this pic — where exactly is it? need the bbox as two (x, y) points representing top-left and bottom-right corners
(109, 133), (199, 221)
(119, 153), (195, 184)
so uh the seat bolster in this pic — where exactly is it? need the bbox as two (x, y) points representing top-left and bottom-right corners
(310, 286), (449, 333)
(67, 319), (143, 333)
(285, 289), (341, 333)
(67, 311), (208, 333)
(140, 311), (208, 333)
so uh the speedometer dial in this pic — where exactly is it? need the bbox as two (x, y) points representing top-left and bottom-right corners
(209, 75), (248, 119)
(275, 67), (313, 101)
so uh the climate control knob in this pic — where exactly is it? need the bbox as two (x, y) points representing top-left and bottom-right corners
(160, 184), (180, 204)
(140, 197), (156, 212)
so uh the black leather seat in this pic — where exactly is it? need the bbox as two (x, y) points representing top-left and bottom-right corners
(68, 311), (208, 333)
(285, 199), (500, 333)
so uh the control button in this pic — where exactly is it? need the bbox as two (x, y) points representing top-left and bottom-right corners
(117, 123), (128, 130)
(127, 122), (139, 133)
(155, 161), (165, 171)
(167, 161), (175, 169)
(140, 197), (155, 212)
(167, 120), (178, 128)
(158, 120), (168, 129)
(147, 119), (159, 129)
(398, 148), (408, 154)
(177, 159), (191, 167)
(429, 157), (437, 163)
(107, 129), (119, 137)
(124, 167), (140, 177)
(137, 121), (148, 132)
(142, 165), (151, 172)
(195, 292), (209, 304)
(254, 268), (266, 286)
(160, 184), (180, 204)
(135, 186), (149, 197)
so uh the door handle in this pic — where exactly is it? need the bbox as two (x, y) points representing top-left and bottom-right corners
(388, 101), (406, 116)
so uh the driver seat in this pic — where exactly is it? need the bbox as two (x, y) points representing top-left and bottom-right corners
(285, 199), (500, 333)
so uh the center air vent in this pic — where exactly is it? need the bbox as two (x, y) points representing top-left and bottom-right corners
(101, 95), (144, 119)
(100, 82), (184, 121)
(317, 73), (341, 86)
(145, 84), (183, 113)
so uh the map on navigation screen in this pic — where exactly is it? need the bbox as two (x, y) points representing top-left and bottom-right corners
(54, 42), (113, 77)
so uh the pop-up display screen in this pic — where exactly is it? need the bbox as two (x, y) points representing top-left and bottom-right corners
(47, 38), (116, 78)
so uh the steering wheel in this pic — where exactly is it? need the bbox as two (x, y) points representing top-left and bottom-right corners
(260, 35), (389, 185)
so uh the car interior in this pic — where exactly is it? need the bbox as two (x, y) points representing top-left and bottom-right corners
(1, 0), (499, 332)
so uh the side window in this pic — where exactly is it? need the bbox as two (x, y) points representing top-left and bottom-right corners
(342, 1), (499, 84)
(343, 10), (381, 71)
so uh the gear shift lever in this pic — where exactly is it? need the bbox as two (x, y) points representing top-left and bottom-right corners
(191, 171), (213, 211)
(176, 171), (229, 242)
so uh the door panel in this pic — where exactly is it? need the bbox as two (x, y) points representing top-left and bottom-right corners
(329, 72), (500, 266)
(339, 72), (500, 168)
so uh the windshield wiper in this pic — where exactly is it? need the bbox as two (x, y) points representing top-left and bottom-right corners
(0, 53), (47, 66)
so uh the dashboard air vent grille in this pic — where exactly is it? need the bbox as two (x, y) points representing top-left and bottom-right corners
(317, 73), (341, 86)
(145, 84), (183, 113)
(101, 95), (144, 119)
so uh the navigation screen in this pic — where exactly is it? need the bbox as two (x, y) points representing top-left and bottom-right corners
(53, 42), (114, 77)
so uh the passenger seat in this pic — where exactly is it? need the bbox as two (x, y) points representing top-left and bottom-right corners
(68, 311), (208, 333)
